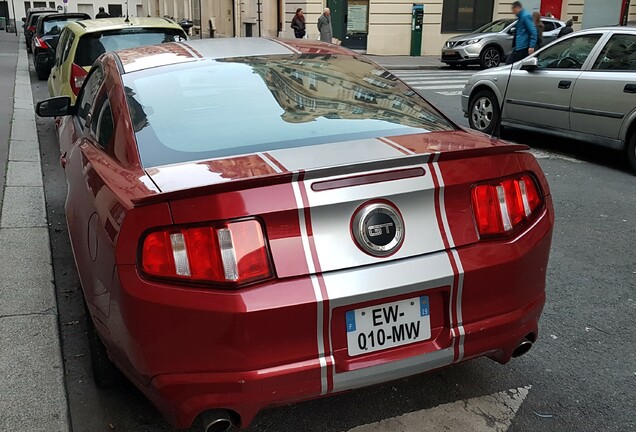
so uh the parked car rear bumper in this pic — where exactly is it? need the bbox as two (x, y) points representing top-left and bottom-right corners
(105, 197), (553, 430)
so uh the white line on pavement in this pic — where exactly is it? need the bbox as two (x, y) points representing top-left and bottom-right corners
(413, 84), (467, 90)
(346, 386), (531, 432)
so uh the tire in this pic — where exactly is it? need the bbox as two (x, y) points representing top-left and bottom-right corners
(84, 301), (118, 388)
(480, 46), (502, 69)
(627, 131), (636, 173)
(468, 89), (500, 135)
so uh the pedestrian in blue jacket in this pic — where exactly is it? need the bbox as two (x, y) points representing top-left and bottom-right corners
(507, 1), (538, 64)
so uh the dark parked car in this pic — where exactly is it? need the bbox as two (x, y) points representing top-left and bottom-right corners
(32, 12), (90, 80)
(23, 7), (57, 53)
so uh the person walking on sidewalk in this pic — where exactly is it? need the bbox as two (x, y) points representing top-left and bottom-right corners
(317, 8), (332, 43)
(507, 1), (537, 64)
(533, 12), (544, 49)
(558, 19), (574, 38)
(291, 8), (306, 39)
(95, 7), (110, 18)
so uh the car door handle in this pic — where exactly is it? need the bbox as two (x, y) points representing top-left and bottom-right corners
(624, 84), (636, 93)
(558, 80), (572, 89)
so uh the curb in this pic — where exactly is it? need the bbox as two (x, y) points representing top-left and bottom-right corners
(0, 36), (71, 431)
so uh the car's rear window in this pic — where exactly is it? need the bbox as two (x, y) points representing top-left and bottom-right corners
(122, 55), (455, 168)
(74, 28), (187, 67)
(42, 17), (84, 35)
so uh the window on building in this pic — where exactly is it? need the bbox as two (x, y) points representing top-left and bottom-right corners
(48, 1), (55, 8)
(23, 1), (30, 11)
(108, 4), (122, 17)
(33, 1), (46, 7)
(442, 0), (495, 33)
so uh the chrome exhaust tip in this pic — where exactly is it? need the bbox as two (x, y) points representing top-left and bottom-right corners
(512, 338), (533, 358)
(201, 409), (236, 432)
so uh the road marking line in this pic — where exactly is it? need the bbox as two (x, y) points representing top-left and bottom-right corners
(413, 84), (467, 90)
(406, 79), (469, 84)
(346, 386), (531, 432)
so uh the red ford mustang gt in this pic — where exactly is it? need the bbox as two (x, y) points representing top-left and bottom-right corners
(36, 38), (554, 432)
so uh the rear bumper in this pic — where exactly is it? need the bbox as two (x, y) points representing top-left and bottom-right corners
(103, 195), (553, 430)
(441, 45), (482, 64)
(33, 48), (53, 70)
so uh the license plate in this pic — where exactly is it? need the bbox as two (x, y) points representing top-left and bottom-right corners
(444, 50), (458, 55)
(345, 296), (431, 357)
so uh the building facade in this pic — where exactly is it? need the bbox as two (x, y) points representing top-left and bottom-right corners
(1, 0), (144, 26)
(1, 0), (633, 54)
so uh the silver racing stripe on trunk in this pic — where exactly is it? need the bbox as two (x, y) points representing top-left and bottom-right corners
(268, 138), (405, 171)
(430, 159), (466, 362)
(291, 172), (330, 395)
(302, 163), (445, 273)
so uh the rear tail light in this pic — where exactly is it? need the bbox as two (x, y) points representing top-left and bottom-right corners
(70, 63), (88, 96)
(471, 174), (544, 237)
(33, 36), (49, 49)
(140, 219), (272, 287)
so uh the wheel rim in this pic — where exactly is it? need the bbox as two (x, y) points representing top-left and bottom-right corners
(484, 49), (500, 68)
(471, 97), (495, 131)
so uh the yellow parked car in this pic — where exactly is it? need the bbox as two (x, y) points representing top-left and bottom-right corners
(48, 17), (187, 103)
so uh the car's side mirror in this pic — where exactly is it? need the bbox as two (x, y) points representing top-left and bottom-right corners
(520, 57), (539, 71)
(508, 26), (516, 35)
(35, 96), (75, 117)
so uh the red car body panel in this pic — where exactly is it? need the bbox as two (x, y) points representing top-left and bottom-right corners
(51, 39), (554, 430)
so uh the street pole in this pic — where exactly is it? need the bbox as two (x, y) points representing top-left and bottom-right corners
(199, 0), (202, 38)
(10, 0), (17, 35)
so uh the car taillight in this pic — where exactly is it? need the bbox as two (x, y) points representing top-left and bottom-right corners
(471, 174), (544, 237)
(33, 36), (49, 49)
(140, 219), (272, 286)
(70, 63), (87, 96)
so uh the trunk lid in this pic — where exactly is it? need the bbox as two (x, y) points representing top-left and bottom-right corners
(142, 131), (528, 278)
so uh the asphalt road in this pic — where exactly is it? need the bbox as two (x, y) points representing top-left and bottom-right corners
(30, 64), (635, 432)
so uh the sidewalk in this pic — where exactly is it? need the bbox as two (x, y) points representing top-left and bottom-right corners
(365, 55), (444, 70)
(0, 34), (70, 431)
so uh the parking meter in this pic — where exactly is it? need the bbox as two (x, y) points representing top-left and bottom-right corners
(410, 4), (424, 56)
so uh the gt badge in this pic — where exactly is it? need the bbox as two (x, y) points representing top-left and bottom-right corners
(352, 202), (404, 257)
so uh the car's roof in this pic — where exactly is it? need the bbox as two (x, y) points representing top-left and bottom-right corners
(65, 17), (183, 34)
(114, 37), (356, 73)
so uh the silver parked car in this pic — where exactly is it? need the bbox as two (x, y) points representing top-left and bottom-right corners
(442, 17), (565, 69)
(462, 27), (636, 172)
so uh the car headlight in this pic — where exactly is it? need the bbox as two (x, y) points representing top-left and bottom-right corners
(461, 39), (482, 46)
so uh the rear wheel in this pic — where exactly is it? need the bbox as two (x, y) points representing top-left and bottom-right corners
(468, 89), (500, 135)
(84, 301), (118, 388)
(480, 46), (502, 69)
(627, 131), (636, 173)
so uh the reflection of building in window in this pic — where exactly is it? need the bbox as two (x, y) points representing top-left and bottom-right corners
(354, 86), (377, 103)
(226, 54), (447, 130)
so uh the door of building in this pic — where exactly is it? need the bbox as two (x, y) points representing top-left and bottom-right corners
(0, 1), (9, 21)
(540, 0), (562, 19)
(108, 4), (123, 17)
(328, 0), (368, 50)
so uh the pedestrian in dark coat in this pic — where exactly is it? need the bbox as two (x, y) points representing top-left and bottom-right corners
(95, 7), (110, 18)
(533, 12), (544, 48)
(317, 8), (332, 43)
(291, 8), (306, 38)
(558, 19), (574, 38)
